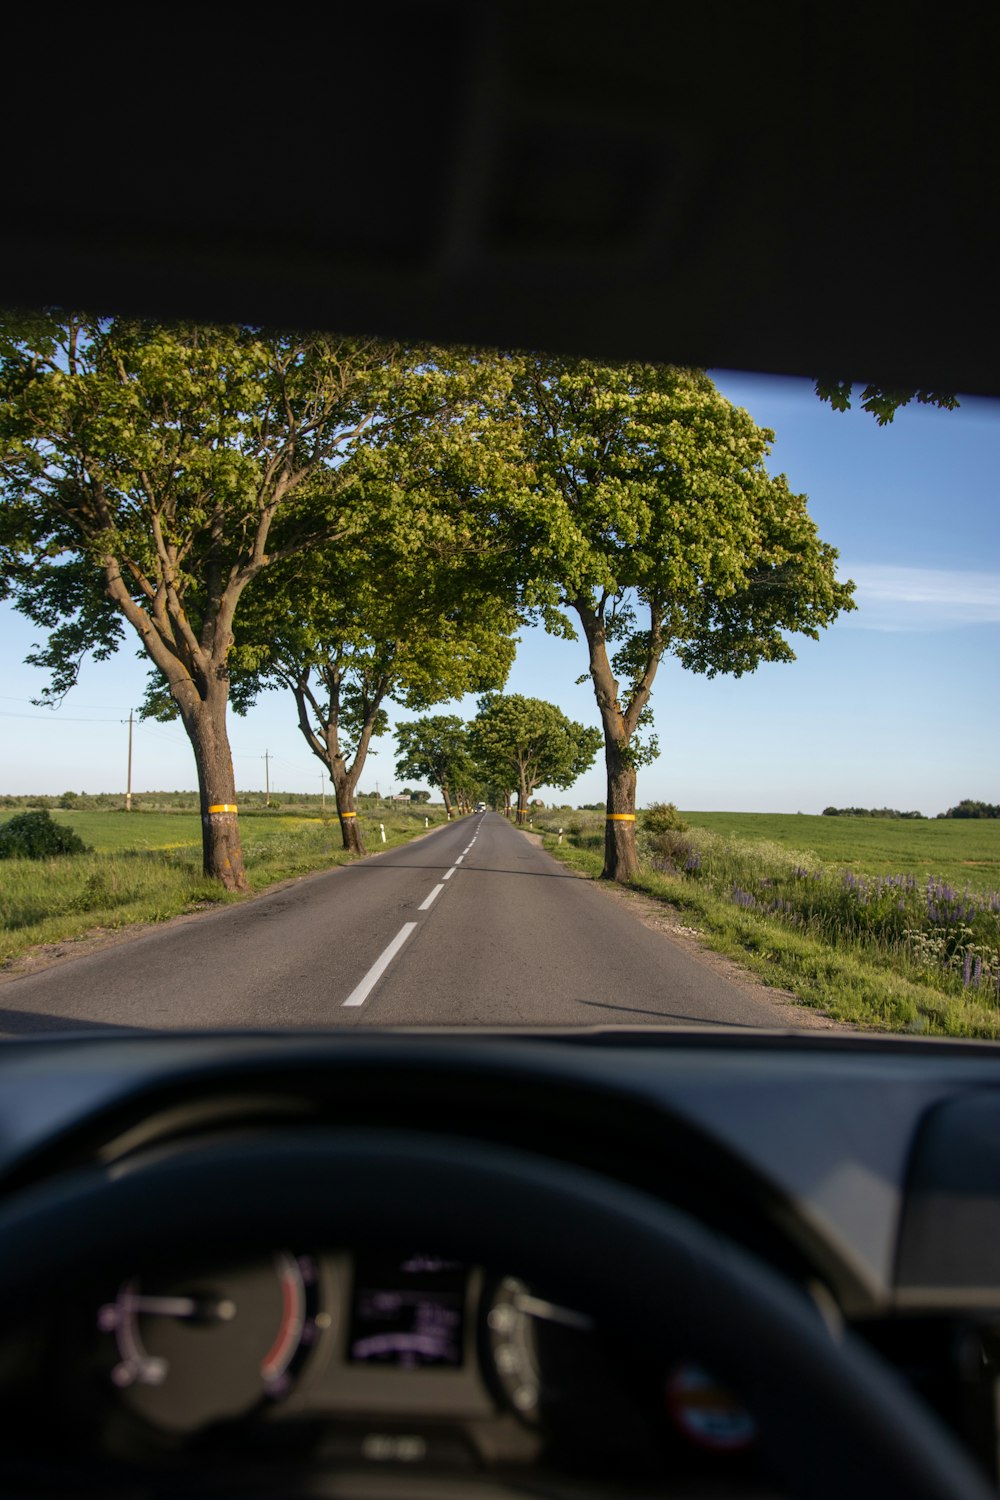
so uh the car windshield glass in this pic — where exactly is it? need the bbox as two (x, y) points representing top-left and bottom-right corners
(0, 322), (997, 1037)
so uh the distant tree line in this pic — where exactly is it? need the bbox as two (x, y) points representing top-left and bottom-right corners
(822, 807), (926, 819)
(823, 801), (999, 820)
(936, 800), (1000, 820)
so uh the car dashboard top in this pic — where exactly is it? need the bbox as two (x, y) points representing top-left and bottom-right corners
(2, 1025), (1000, 1498)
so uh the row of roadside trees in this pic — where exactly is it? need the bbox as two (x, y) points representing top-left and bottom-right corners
(0, 316), (856, 886)
(394, 696), (601, 824)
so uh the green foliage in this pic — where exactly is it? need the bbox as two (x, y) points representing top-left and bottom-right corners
(394, 716), (474, 805)
(470, 694), (601, 802)
(822, 806), (926, 819)
(642, 802), (689, 835)
(227, 522), (518, 797)
(0, 810), (90, 860)
(939, 800), (1000, 820)
(814, 380), (960, 426)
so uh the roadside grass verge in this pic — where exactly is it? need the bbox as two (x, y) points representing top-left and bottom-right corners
(0, 807), (449, 968)
(532, 812), (1000, 1038)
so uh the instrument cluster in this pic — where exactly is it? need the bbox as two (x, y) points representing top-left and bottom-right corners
(62, 1248), (764, 1485)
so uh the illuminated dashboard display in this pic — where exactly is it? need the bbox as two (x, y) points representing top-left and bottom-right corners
(348, 1254), (466, 1368)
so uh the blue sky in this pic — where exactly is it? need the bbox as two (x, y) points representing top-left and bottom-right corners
(1, 371), (997, 814)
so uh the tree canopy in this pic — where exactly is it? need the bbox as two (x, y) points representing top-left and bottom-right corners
(394, 716), (477, 820)
(228, 526), (517, 851)
(814, 380), (960, 426)
(470, 694), (601, 823)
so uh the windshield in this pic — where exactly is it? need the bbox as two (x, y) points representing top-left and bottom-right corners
(0, 324), (997, 1037)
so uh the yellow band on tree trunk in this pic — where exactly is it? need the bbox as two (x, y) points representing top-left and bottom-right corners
(605, 813), (636, 821)
(207, 804), (238, 814)
(340, 811), (357, 817)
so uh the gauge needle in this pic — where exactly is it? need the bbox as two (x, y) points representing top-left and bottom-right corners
(122, 1293), (237, 1321)
(512, 1293), (594, 1331)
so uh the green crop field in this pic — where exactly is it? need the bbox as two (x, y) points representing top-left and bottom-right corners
(682, 812), (1000, 893)
(0, 805), (447, 967)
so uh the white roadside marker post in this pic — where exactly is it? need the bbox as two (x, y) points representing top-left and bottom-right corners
(380, 824), (386, 843)
(558, 828), (563, 844)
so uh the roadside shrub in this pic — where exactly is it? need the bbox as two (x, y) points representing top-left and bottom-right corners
(0, 810), (91, 860)
(649, 828), (699, 872)
(643, 802), (689, 835)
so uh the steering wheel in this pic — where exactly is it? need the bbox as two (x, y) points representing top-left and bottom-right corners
(0, 1128), (991, 1498)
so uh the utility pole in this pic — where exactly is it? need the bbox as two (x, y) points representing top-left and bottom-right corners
(125, 711), (134, 816)
(263, 750), (271, 807)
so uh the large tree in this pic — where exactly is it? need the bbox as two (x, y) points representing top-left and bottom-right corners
(0, 314), (513, 888)
(470, 694), (601, 824)
(394, 716), (476, 820)
(229, 541), (517, 852)
(510, 357), (856, 881)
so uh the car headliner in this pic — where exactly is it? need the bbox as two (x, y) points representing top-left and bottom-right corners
(1, 7), (997, 395)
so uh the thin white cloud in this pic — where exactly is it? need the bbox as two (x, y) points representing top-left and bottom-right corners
(838, 564), (1000, 630)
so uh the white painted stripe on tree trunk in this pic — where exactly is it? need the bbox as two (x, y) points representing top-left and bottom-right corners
(341, 923), (418, 1008)
(419, 884), (444, 911)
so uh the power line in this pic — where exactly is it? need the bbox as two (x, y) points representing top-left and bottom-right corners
(0, 694), (134, 710)
(0, 709), (123, 724)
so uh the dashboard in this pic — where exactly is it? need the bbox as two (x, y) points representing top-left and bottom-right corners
(0, 1027), (1000, 1498)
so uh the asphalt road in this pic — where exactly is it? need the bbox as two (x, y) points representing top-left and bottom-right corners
(0, 814), (797, 1034)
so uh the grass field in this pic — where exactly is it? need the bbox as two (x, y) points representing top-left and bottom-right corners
(533, 809), (1000, 1039)
(0, 806), (446, 967)
(683, 812), (1000, 892)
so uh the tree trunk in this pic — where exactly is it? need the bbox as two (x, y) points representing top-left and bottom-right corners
(573, 598), (645, 884)
(332, 766), (364, 854)
(441, 782), (455, 819)
(516, 774), (528, 825)
(603, 738), (639, 883)
(184, 689), (249, 891)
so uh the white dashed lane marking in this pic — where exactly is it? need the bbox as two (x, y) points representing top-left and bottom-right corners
(341, 923), (418, 1008)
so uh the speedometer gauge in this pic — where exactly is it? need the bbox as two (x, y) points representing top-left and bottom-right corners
(484, 1275), (594, 1423)
(97, 1252), (328, 1433)
(485, 1276), (543, 1420)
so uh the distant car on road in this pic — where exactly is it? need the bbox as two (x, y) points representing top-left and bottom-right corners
(474, 802), (487, 812)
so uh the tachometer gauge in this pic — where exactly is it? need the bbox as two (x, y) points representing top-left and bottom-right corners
(97, 1252), (328, 1434)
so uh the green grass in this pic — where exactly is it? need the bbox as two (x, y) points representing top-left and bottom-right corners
(0, 806), (449, 967)
(532, 810), (1000, 1038)
(681, 811), (1000, 893)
